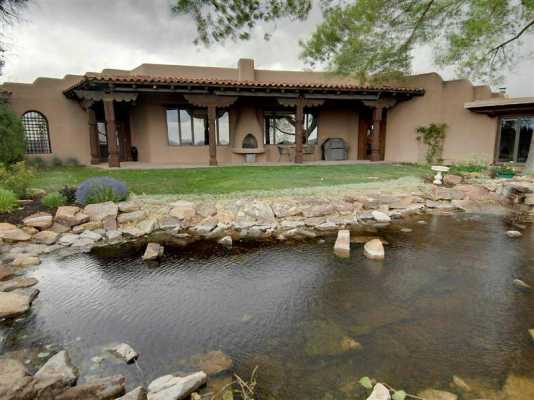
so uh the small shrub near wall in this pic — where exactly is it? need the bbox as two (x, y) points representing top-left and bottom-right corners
(0, 161), (35, 198)
(75, 176), (129, 205)
(415, 123), (448, 164)
(0, 188), (18, 213)
(0, 105), (25, 165)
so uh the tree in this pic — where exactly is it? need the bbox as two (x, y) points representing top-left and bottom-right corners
(0, 104), (25, 165)
(0, 0), (28, 73)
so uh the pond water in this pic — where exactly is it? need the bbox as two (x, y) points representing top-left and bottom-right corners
(2, 214), (534, 399)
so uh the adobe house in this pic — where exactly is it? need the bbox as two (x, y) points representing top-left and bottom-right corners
(1, 58), (533, 167)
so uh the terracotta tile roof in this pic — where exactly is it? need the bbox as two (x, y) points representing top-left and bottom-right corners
(65, 73), (424, 95)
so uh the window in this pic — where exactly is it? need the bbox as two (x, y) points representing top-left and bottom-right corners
(264, 111), (318, 145)
(497, 116), (534, 163)
(166, 108), (229, 146)
(21, 111), (51, 154)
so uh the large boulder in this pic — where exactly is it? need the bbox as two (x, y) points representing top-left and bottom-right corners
(443, 174), (463, 186)
(143, 243), (164, 261)
(55, 206), (89, 227)
(0, 228), (31, 243)
(0, 277), (38, 292)
(108, 343), (139, 364)
(169, 201), (196, 220)
(0, 358), (34, 400)
(54, 375), (126, 400)
(235, 200), (275, 228)
(84, 201), (119, 222)
(34, 350), (78, 387)
(10, 255), (41, 268)
(0, 266), (15, 281)
(364, 239), (385, 260)
(147, 371), (207, 400)
(23, 212), (53, 229)
(118, 386), (147, 400)
(33, 230), (59, 245)
(0, 291), (33, 318)
(502, 374), (534, 400)
(371, 211), (391, 223)
(117, 210), (146, 224)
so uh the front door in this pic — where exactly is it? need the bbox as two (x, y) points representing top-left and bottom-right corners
(497, 116), (534, 163)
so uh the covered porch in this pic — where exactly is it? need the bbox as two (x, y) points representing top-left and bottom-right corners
(64, 74), (424, 168)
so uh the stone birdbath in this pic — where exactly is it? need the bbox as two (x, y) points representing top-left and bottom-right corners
(431, 165), (449, 185)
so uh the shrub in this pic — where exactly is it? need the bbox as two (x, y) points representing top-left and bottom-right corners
(26, 157), (48, 169)
(75, 176), (128, 205)
(0, 161), (35, 198)
(51, 157), (63, 167)
(0, 188), (18, 213)
(60, 185), (77, 204)
(64, 157), (80, 167)
(0, 104), (25, 165)
(41, 192), (67, 208)
(415, 123), (447, 164)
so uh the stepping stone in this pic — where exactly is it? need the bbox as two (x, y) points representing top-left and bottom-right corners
(334, 230), (350, 258)
(364, 239), (385, 260)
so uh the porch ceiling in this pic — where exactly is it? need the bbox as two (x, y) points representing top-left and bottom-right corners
(63, 73), (425, 101)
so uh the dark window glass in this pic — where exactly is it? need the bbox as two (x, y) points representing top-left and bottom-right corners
(21, 111), (51, 154)
(166, 107), (229, 146)
(264, 111), (318, 145)
(498, 119), (517, 162)
(518, 117), (533, 163)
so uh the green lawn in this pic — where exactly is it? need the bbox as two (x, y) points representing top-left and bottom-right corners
(31, 164), (428, 195)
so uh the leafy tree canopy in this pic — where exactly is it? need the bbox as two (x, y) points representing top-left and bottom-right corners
(0, 0), (28, 73)
(173, 0), (534, 84)
(0, 104), (25, 165)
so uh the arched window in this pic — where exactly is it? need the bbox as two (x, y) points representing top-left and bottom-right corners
(21, 111), (51, 154)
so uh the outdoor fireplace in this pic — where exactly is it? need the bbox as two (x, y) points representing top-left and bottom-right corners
(242, 133), (258, 149)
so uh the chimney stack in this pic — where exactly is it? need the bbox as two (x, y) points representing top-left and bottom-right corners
(238, 58), (255, 81)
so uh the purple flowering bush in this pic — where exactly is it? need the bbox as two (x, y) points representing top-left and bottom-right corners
(75, 176), (128, 205)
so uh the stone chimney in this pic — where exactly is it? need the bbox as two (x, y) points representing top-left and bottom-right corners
(238, 58), (255, 81)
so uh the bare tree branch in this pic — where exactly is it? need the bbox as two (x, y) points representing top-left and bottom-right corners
(489, 19), (534, 54)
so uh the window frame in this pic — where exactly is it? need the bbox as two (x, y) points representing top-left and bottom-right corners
(264, 110), (318, 146)
(165, 106), (230, 147)
(495, 114), (534, 163)
(21, 110), (52, 155)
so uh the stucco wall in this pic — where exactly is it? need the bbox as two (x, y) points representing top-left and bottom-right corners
(386, 73), (498, 163)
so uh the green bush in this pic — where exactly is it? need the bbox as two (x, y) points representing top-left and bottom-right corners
(0, 161), (35, 198)
(0, 105), (25, 165)
(0, 188), (18, 213)
(59, 185), (77, 204)
(415, 123), (448, 164)
(85, 186), (124, 204)
(76, 176), (128, 205)
(41, 192), (67, 208)
(450, 160), (488, 175)
(26, 157), (48, 169)
(51, 157), (63, 167)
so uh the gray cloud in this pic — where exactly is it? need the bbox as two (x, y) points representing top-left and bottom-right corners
(1, 0), (532, 97)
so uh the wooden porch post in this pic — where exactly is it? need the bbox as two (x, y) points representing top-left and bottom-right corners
(207, 105), (218, 166)
(103, 99), (120, 168)
(88, 107), (100, 164)
(295, 96), (305, 164)
(370, 106), (383, 162)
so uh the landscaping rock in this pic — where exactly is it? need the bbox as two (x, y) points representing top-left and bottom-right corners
(513, 279), (532, 290)
(0, 266), (15, 281)
(10, 255), (40, 268)
(33, 230), (59, 245)
(0, 292), (32, 318)
(108, 343), (139, 363)
(49, 223), (71, 234)
(80, 230), (102, 241)
(72, 221), (103, 234)
(13, 287), (40, 303)
(55, 206), (89, 227)
(334, 230), (350, 258)
(417, 389), (457, 400)
(0, 222), (17, 231)
(143, 243), (164, 261)
(121, 227), (145, 238)
(34, 350), (78, 387)
(444, 174), (463, 186)
(118, 200), (141, 213)
(218, 236), (232, 247)
(118, 386), (147, 400)
(235, 200), (276, 227)
(366, 383), (390, 400)
(58, 233), (80, 246)
(506, 230), (522, 238)
(364, 239), (385, 260)
(54, 374), (126, 400)
(187, 350), (233, 376)
(371, 210), (391, 223)
(0, 358), (34, 400)
(0, 277), (38, 292)
(23, 212), (53, 229)
(117, 210), (146, 224)
(451, 375), (471, 392)
(106, 230), (123, 241)
(529, 328), (534, 343)
(170, 201), (196, 220)
(147, 371), (207, 400)
(0, 228), (31, 243)
(138, 218), (158, 235)
(84, 201), (119, 222)
(500, 374), (534, 400)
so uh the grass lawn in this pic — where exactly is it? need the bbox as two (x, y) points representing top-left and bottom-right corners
(31, 164), (429, 196)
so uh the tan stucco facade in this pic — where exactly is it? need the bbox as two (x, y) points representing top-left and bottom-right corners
(1, 58), (520, 166)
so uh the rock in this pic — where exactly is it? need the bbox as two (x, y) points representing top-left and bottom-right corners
(22, 212), (53, 230)
(0, 277), (38, 292)
(366, 383), (390, 400)
(0, 291), (32, 318)
(340, 337), (362, 351)
(117, 210), (146, 224)
(451, 375), (471, 392)
(33, 230), (59, 245)
(118, 201), (141, 213)
(84, 202), (119, 222)
(400, 228), (412, 233)
(0, 266), (15, 281)
(49, 223), (71, 234)
(0, 222), (17, 231)
(13, 287), (40, 303)
(34, 350), (78, 387)
(72, 221), (103, 234)
(524, 193), (534, 205)
(417, 389), (457, 400)
(106, 230), (123, 241)
(196, 203), (217, 218)
(0, 228), (31, 243)
(513, 279), (532, 290)
(371, 210), (391, 223)
(121, 227), (145, 238)
(218, 236), (232, 248)
(170, 201), (196, 220)
(529, 328), (534, 343)
(444, 174), (463, 186)
(334, 230), (350, 258)
(80, 230), (102, 241)
(143, 243), (164, 261)
(364, 239), (385, 260)
(108, 343), (139, 363)
(55, 206), (89, 227)
(0, 358), (34, 400)
(118, 386), (147, 400)
(10, 255), (40, 268)
(103, 215), (118, 231)
(158, 217), (181, 230)
(235, 200), (276, 227)
(138, 218), (158, 235)
(58, 233), (80, 246)
(147, 371), (207, 400)
(506, 230), (522, 238)
(302, 203), (334, 218)
(188, 350), (233, 376)
(501, 374), (534, 400)
(55, 375), (126, 400)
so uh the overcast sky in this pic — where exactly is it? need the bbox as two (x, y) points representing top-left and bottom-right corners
(1, 0), (533, 97)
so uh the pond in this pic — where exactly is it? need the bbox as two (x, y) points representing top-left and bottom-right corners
(2, 214), (534, 399)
